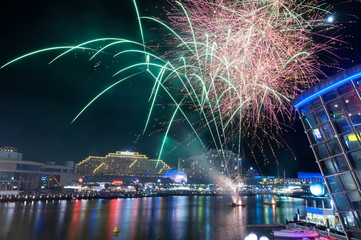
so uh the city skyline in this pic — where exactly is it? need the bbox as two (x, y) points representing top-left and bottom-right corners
(1, 0), (361, 176)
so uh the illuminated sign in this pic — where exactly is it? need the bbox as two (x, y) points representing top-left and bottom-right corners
(121, 151), (135, 156)
(347, 133), (360, 142)
(310, 182), (325, 196)
(113, 180), (123, 184)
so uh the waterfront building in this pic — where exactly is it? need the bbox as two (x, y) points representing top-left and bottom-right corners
(75, 151), (171, 177)
(0, 147), (77, 192)
(305, 197), (344, 233)
(292, 63), (361, 239)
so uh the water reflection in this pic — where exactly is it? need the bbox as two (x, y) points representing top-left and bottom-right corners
(0, 195), (305, 240)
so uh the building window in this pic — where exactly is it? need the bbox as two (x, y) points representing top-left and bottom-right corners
(308, 129), (322, 144)
(320, 159), (336, 176)
(326, 176), (342, 193)
(349, 110), (361, 128)
(314, 143), (329, 159)
(347, 191), (361, 210)
(339, 172), (357, 191)
(327, 100), (345, 118)
(348, 150), (361, 169)
(325, 139), (341, 155)
(332, 156), (349, 173)
(320, 123), (335, 140)
(343, 91), (361, 111)
(303, 114), (316, 129)
(340, 211), (358, 229)
(333, 115), (352, 134)
(333, 193), (349, 210)
(314, 108), (328, 124)
(341, 132), (361, 151)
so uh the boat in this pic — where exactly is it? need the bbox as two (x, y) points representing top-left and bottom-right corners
(273, 228), (319, 238)
(231, 202), (246, 207)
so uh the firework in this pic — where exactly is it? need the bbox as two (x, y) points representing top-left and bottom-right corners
(149, 0), (339, 168)
(1, 0), (339, 171)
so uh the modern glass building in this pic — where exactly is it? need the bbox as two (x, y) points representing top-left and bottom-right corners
(292, 64), (361, 239)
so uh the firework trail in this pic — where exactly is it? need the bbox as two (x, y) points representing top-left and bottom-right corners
(1, 0), (340, 172)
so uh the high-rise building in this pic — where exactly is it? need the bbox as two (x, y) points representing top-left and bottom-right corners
(180, 149), (240, 182)
(292, 64), (361, 239)
(76, 151), (171, 177)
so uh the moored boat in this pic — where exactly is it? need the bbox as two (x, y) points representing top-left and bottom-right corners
(273, 228), (318, 238)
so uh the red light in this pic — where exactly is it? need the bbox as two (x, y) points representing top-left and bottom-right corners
(78, 178), (83, 183)
(113, 180), (123, 184)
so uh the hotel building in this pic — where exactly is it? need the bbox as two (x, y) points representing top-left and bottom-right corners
(75, 151), (171, 177)
(292, 64), (361, 239)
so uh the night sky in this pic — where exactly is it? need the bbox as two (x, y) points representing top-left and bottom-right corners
(1, 0), (361, 177)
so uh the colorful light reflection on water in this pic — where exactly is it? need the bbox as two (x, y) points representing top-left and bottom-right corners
(0, 195), (305, 240)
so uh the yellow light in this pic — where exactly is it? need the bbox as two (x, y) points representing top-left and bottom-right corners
(348, 134), (359, 142)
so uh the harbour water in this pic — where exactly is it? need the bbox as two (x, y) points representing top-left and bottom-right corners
(0, 195), (305, 240)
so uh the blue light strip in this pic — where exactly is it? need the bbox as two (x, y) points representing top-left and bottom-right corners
(294, 72), (361, 108)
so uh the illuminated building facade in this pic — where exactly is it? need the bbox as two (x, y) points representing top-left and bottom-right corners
(76, 151), (171, 177)
(292, 64), (361, 239)
(163, 170), (187, 183)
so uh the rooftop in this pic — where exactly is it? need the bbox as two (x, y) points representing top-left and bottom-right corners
(291, 63), (361, 108)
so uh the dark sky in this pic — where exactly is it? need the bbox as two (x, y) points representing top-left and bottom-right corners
(1, 0), (361, 177)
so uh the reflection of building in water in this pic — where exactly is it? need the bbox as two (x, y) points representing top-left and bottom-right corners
(179, 149), (241, 183)
(0, 147), (76, 192)
(76, 151), (171, 177)
(292, 64), (361, 239)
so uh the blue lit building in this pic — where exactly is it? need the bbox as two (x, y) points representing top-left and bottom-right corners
(292, 64), (361, 239)
(163, 170), (187, 183)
